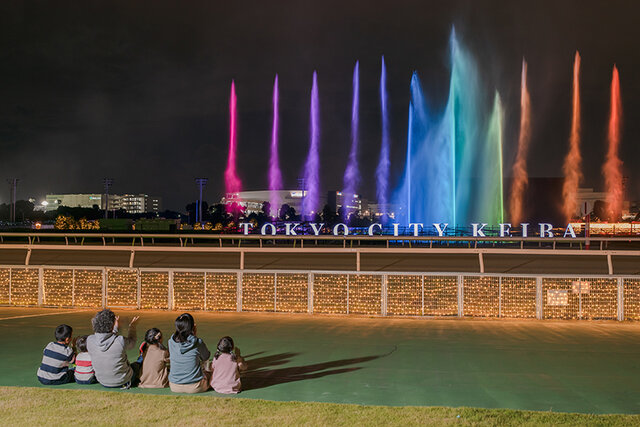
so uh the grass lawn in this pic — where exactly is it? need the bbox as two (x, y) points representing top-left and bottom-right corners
(2, 307), (640, 416)
(1, 386), (638, 426)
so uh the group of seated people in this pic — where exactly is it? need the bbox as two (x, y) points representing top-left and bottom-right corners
(36, 309), (247, 394)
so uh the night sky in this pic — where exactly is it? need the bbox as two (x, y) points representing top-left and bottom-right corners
(0, 1), (638, 211)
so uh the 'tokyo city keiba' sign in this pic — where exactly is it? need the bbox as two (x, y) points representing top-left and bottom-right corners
(236, 222), (583, 238)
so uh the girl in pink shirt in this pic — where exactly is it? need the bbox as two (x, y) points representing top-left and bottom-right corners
(209, 336), (247, 394)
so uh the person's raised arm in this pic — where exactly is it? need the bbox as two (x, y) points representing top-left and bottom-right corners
(235, 347), (247, 371)
(123, 316), (139, 350)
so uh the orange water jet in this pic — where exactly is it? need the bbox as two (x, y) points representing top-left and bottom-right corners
(603, 66), (623, 221)
(509, 59), (531, 225)
(562, 51), (582, 223)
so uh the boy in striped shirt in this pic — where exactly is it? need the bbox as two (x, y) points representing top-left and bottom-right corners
(37, 324), (75, 385)
(74, 335), (96, 384)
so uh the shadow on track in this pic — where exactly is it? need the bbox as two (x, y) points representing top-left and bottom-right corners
(241, 347), (396, 391)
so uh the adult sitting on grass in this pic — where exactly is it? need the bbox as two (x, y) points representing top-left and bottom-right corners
(168, 313), (211, 393)
(87, 309), (140, 389)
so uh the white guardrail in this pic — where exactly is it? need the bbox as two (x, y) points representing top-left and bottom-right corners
(0, 233), (639, 274)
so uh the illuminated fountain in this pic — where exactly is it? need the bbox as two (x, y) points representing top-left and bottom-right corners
(302, 71), (320, 218)
(393, 29), (504, 228)
(603, 66), (623, 221)
(222, 34), (628, 234)
(561, 52), (582, 223)
(268, 74), (283, 216)
(509, 60), (532, 225)
(376, 56), (391, 217)
(342, 61), (360, 219)
(225, 80), (242, 195)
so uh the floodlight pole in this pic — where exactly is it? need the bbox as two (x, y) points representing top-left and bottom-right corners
(195, 178), (208, 224)
(103, 178), (113, 219)
(6, 178), (18, 223)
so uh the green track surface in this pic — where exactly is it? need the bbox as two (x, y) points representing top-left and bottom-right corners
(1, 307), (639, 414)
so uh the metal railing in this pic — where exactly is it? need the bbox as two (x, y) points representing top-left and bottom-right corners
(2, 232), (640, 250)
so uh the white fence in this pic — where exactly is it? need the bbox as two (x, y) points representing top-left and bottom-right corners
(2, 265), (640, 321)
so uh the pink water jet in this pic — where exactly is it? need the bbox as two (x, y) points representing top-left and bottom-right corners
(225, 80), (242, 195)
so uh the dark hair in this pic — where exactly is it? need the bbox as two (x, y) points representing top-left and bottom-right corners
(92, 309), (116, 333)
(143, 328), (165, 350)
(173, 313), (194, 343)
(214, 336), (236, 361)
(76, 335), (88, 352)
(55, 324), (72, 342)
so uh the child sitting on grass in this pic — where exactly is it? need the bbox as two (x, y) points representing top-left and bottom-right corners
(210, 336), (247, 394)
(74, 335), (95, 384)
(138, 328), (170, 388)
(37, 324), (75, 385)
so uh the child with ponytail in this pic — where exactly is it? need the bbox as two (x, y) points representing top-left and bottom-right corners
(138, 328), (169, 388)
(210, 336), (247, 394)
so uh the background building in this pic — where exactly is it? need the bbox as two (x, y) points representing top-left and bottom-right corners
(119, 194), (162, 214)
(327, 191), (369, 217)
(367, 203), (399, 220)
(221, 190), (321, 216)
(44, 193), (161, 214)
(44, 194), (103, 211)
(575, 188), (608, 218)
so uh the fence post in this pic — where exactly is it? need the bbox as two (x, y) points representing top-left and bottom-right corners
(274, 272), (277, 312)
(237, 272), (243, 312)
(136, 269), (141, 310)
(38, 267), (44, 307)
(457, 275), (463, 317)
(102, 268), (107, 308)
(618, 277), (624, 321)
(536, 277), (543, 319)
(308, 273), (314, 314)
(71, 269), (75, 308)
(346, 274), (350, 315)
(203, 273), (208, 311)
(578, 278), (583, 320)
(168, 271), (174, 310)
(498, 276), (502, 318)
(381, 275), (387, 316)
(421, 275), (425, 316)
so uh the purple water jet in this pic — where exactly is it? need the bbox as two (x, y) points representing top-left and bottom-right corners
(376, 56), (390, 216)
(302, 71), (320, 218)
(342, 61), (360, 217)
(268, 74), (282, 217)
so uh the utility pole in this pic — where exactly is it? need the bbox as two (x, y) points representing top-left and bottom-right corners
(6, 178), (18, 223)
(195, 178), (208, 224)
(103, 178), (113, 219)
